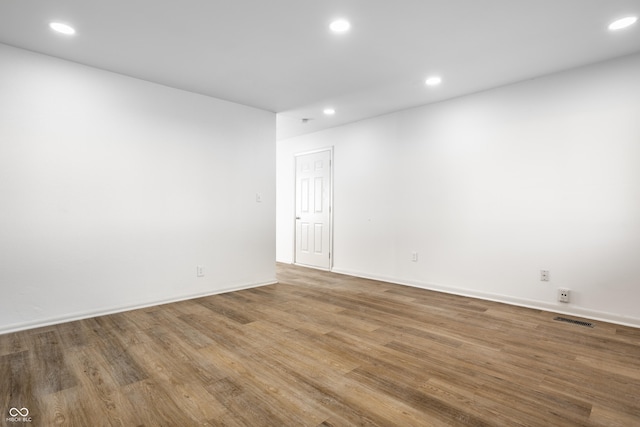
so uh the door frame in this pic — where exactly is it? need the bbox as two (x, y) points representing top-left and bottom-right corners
(293, 147), (334, 271)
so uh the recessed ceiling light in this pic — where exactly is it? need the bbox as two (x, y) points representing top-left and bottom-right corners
(323, 108), (336, 115)
(330, 19), (351, 33)
(608, 16), (637, 31)
(425, 76), (442, 86)
(49, 22), (76, 35)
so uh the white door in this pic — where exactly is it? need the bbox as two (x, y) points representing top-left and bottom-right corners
(295, 150), (332, 270)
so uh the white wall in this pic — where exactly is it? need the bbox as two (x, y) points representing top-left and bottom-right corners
(0, 44), (275, 333)
(277, 52), (640, 327)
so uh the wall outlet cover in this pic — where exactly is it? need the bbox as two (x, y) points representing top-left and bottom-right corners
(558, 288), (570, 303)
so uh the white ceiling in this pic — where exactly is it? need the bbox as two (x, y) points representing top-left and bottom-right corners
(1, 1), (639, 140)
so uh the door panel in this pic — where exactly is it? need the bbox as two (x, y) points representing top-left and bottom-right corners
(295, 150), (331, 269)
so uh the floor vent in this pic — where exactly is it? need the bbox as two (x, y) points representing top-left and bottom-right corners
(553, 316), (595, 328)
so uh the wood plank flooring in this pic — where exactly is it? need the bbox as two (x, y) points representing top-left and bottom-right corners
(1, 263), (639, 426)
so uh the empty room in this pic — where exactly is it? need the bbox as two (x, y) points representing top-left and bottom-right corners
(1, 1), (639, 426)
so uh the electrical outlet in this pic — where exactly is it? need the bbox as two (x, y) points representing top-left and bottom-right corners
(558, 288), (570, 303)
(197, 265), (204, 277)
(411, 252), (418, 262)
(540, 270), (550, 281)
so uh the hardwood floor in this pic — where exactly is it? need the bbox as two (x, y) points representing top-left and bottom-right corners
(1, 263), (639, 426)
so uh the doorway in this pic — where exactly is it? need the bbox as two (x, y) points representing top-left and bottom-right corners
(294, 149), (332, 270)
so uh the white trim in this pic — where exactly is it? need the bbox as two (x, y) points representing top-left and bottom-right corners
(0, 279), (277, 335)
(293, 147), (334, 157)
(332, 267), (640, 329)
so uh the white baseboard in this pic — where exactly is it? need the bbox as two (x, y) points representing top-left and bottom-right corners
(332, 268), (640, 329)
(0, 279), (277, 335)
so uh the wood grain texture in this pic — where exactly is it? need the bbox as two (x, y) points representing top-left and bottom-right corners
(0, 263), (639, 426)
